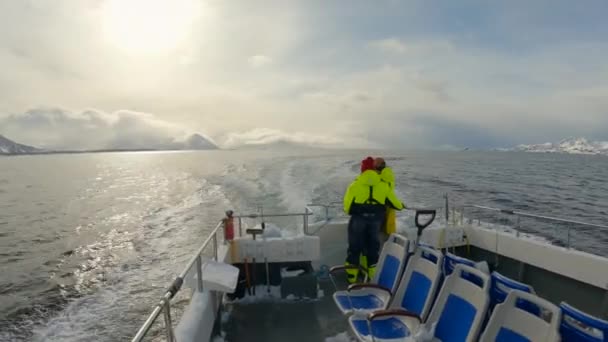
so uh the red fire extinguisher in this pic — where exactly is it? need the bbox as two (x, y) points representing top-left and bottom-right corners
(223, 210), (235, 241)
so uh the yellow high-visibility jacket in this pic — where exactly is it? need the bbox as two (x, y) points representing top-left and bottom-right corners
(344, 170), (404, 215)
(379, 167), (395, 190)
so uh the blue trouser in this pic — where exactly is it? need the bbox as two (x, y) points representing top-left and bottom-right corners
(346, 214), (383, 267)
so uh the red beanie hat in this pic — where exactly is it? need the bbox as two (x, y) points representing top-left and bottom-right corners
(360, 156), (375, 173)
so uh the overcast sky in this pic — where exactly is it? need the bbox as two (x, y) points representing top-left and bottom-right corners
(1, 0), (607, 149)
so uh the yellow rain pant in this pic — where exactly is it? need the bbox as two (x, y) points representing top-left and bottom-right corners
(359, 254), (368, 275)
(345, 262), (358, 284)
(368, 265), (377, 280)
(383, 208), (397, 235)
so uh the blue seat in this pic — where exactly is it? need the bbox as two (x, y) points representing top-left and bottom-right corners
(350, 264), (491, 342)
(348, 246), (443, 341)
(560, 302), (608, 342)
(443, 253), (476, 276)
(441, 252), (489, 291)
(481, 290), (561, 342)
(332, 234), (409, 315)
(490, 271), (537, 315)
(490, 272), (534, 305)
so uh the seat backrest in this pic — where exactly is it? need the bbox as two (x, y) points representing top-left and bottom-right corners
(373, 233), (409, 293)
(427, 264), (490, 342)
(443, 252), (476, 276)
(490, 271), (536, 313)
(480, 290), (561, 342)
(389, 246), (443, 321)
(560, 302), (608, 342)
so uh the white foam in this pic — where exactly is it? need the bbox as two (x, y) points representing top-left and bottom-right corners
(30, 176), (233, 342)
(262, 223), (283, 238)
(278, 161), (313, 213)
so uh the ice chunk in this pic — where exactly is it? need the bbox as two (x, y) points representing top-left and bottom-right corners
(475, 260), (490, 274)
(281, 268), (305, 278)
(202, 261), (240, 293)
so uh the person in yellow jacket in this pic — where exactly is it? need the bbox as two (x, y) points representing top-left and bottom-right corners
(343, 157), (405, 283)
(374, 157), (397, 240)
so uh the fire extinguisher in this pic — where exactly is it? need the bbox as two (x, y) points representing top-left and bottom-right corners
(223, 210), (235, 242)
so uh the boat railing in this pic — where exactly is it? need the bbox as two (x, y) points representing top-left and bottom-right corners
(131, 219), (223, 342)
(232, 210), (314, 235)
(450, 202), (608, 249)
(306, 202), (342, 221)
(309, 196), (608, 250)
(131, 211), (313, 342)
(307, 202), (445, 218)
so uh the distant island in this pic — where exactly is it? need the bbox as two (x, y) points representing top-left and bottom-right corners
(6, 133), (607, 157)
(0, 134), (43, 154)
(0, 133), (218, 156)
(499, 137), (608, 156)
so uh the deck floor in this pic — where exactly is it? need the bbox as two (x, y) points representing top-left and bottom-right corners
(223, 279), (349, 342)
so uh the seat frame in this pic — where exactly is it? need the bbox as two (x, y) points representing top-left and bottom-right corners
(330, 234), (409, 315)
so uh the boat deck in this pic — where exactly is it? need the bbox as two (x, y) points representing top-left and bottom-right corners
(223, 222), (352, 342)
(223, 278), (348, 342)
(220, 218), (608, 341)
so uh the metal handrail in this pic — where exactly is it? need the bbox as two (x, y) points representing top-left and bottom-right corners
(469, 205), (608, 230)
(307, 202), (443, 220)
(307, 202), (342, 223)
(233, 211), (314, 236)
(132, 210), (315, 342)
(451, 203), (608, 249)
(233, 211), (314, 219)
(131, 220), (224, 342)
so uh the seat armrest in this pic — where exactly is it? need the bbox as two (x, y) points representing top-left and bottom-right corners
(368, 309), (422, 323)
(347, 283), (392, 296)
(329, 265), (366, 275)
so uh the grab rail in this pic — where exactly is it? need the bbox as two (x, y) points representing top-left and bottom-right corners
(307, 202), (342, 221)
(131, 210), (314, 342)
(131, 220), (223, 342)
(452, 203), (608, 249)
(232, 210), (314, 236)
(307, 202), (443, 220)
(470, 205), (608, 230)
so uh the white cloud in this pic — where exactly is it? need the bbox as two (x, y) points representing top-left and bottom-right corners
(219, 128), (346, 148)
(0, 108), (198, 150)
(371, 38), (408, 54)
(1, 2), (607, 148)
(248, 55), (272, 68)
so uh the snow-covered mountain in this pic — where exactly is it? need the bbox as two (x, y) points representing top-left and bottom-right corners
(154, 133), (218, 151)
(0, 135), (42, 154)
(1, 133), (217, 155)
(179, 133), (217, 150)
(512, 138), (608, 155)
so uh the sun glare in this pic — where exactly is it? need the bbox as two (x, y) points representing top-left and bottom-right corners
(102, 0), (197, 54)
